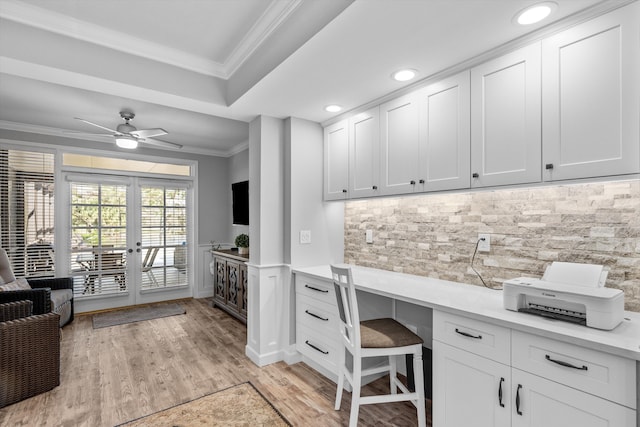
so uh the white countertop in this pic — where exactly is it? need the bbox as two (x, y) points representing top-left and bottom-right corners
(293, 264), (640, 361)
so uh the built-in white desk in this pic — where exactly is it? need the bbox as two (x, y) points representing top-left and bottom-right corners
(293, 264), (640, 427)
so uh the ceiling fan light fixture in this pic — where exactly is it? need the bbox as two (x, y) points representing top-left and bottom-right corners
(515, 2), (557, 25)
(115, 135), (138, 149)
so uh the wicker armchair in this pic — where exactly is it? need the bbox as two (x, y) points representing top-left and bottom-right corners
(0, 300), (60, 408)
(0, 249), (74, 326)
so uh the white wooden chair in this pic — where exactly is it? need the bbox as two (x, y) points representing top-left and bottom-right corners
(331, 265), (426, 427)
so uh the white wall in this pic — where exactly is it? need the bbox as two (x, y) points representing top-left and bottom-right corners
(285, 117), (344, 267)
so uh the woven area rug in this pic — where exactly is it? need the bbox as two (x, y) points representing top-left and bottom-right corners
(92, 303), (186, 329)
(118, 382), (291, 426)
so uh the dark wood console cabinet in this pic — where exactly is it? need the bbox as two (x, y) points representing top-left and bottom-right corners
(211, 250), (248, 323)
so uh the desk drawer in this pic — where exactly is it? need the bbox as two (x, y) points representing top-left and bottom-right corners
(433, 310), (510, 365)
(296, 294), (338, 339)
(512, 330), (636, 408)
(296, 323), (339, 374)
(296, 274), (336, 305)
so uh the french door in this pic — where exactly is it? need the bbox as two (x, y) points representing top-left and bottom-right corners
(66, 173), (192, 310)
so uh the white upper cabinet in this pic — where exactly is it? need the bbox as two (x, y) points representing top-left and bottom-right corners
(471, 43), (542, 188)
(418, 71), (471, 192)
(323, 120), (349, 200)
(542, 2), (640, 181)
(380, 92), (422, 195)
(349, 108), (380, 198)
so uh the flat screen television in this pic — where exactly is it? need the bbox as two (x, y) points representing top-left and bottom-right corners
(232, 180), (249, 225)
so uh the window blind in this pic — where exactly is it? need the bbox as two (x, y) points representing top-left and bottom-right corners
(0, 148), (56, 278)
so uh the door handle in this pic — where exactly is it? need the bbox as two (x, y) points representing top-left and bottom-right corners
(498, 377), (505, 408)
(455, 328), (482, 339)
(128, 249), (133, 253)
(545, 354), (588, 370)
(516, 384), (523, 415)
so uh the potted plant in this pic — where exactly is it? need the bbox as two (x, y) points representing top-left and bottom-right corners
(235, 233), (249, 255)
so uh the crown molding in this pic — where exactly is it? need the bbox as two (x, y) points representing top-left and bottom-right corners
(0, 0), (300, 79)
(0, 120), (248, 158)
(224, 0), (303, 77)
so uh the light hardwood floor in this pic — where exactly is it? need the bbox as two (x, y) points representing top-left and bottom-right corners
(0, 298), (431, 426)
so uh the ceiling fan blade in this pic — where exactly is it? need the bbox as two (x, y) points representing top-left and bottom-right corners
(63, 130), (113, 137)
(130, 128), (168, 138)
(74, 117), (118, 134)
(143, 137), (183, 150)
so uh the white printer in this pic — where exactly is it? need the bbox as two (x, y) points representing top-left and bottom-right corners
(503, 262), (624, 330)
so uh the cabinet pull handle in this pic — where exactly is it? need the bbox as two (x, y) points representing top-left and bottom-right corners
(498, 377), (505, 408)
(455, 328), (482, 339)
(545, 163), (554, 170)
(372, 185), (378, 190)
(545, 354), (588, 371)
(305, 340), (329, 355)
(410, 180), (416, 185)
(419, 179), (425, 184)
(305, 284), (328, 293)
(305, 309), (328, 321)
(342, 189), (347, 193)
(472, 173), (479, 178)
(516, 384), (523, 415)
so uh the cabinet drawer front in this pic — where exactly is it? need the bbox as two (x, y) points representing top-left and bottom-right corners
(512, 331), (636, 409)
(296, 274), (336, 305)
(296, 294), (338, 339)
(296, 323), (339, 374)
(433, 311), (510, 365)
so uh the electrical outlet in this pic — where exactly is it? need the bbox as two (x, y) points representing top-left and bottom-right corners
(300, 230), (311, 244)
(478, 233), (490, 252)
(365, 229), (373, 244)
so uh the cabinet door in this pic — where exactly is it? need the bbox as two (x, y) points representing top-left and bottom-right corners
(418, 71), (471, 192)
(226, 259), (240, 313)
(239, 263), (247, 318)
(511, 369), (636, 427)
(349, 107), (380, 198)
(433, 341), (511, 427)
(471, 43), (541, 187)
(542, 3), (640, 181)
(213, 258), (226, 304)
(380, 92), (421, 195)
(324, 119), (349, 200)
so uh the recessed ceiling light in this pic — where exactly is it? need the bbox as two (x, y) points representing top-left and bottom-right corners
(392, 69), (417, 82)
(325, 105), (342, 113)
(515, 2), (557, 25)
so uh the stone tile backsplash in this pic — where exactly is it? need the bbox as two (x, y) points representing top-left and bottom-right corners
(344, 180), (640, 312)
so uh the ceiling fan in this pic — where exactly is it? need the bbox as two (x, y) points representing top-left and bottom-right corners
(73, 111), (183, 150)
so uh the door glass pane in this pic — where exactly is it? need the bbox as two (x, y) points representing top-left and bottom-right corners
(70, 181), (127, 297)
(140, 185), (188, 290)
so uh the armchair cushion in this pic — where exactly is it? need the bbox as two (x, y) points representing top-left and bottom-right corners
(0, 278), (31, 291)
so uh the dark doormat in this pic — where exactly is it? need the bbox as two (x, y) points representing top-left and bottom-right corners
(92, 303), (186, 329)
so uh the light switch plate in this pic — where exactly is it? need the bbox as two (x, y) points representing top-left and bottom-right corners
(478, 233), (490, 252)
(300, 230), (311, 244)
(366, 229), (373, 244)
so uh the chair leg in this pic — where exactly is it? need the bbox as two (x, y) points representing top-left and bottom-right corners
(413, 350), (427, 427)
(349, 365), (361, 427)
(335, 347), (345, 410)
(389, 354), (397, 394)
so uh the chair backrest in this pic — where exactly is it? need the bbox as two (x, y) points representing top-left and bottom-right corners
(96, 251), (124, 270)
(0, 248), (16, 284)
(331, 265), (361, 353)
(142, 247), (159, 271)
